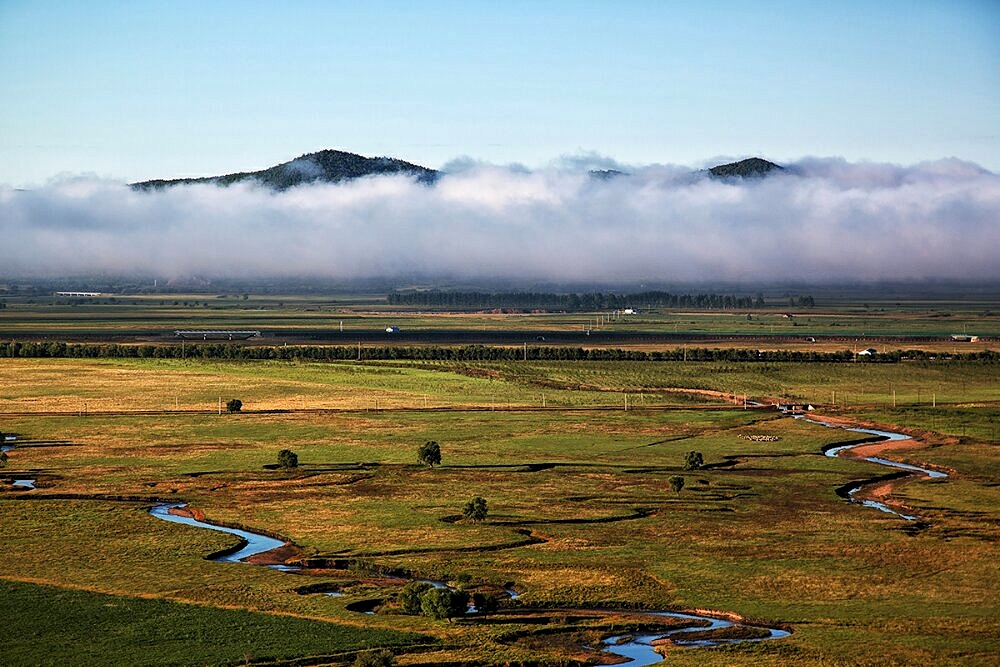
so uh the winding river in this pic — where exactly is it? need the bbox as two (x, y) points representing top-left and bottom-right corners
(805, 417), (947, 520)
(148, 505), (790, 663)
(126, 412), (950, 663)
(149, 503), (287, 563)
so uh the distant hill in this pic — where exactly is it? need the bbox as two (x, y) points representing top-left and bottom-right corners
(131, 149), (438, 191)
(708, 157), (784, 178)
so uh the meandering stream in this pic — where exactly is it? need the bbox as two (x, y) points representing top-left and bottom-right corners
(148, 504), (790, 663)
(805, 418), (947, 520)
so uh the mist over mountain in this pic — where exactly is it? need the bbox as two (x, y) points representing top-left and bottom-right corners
(3, 153), (998, 285)
(131, 149), (438, 191)
(708, 157), (785, 178)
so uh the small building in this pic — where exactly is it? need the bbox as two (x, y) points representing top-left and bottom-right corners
(950, 335), (979, 342)
(55, 291), (102, 297)
(385, 326), (400, 333)
(623, 308), (636, 315)
(857, 348), (878, 356)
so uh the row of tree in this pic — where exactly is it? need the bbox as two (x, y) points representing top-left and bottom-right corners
(1, 340), (995, 363)
(387, 290), (778, 310)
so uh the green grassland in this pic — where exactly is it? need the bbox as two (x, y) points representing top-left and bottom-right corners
(1, 291), (999, 339)
(1, 356), (998, 665)
(0, 579), (429, 666)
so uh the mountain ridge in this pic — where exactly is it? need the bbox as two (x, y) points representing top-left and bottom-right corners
(708, 157), (784, 178)
(131, 149), (439, 191)
(131, 150), (785, 190)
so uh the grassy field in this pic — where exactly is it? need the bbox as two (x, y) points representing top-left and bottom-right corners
(2, 355), (998, 665)
(0, 579), (429, 666)
(1, 291), (998, 343)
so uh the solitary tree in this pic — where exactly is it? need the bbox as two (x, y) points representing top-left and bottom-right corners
(472, 591), (499, 617)
(417, 440), (441, 468)
(226, 398), (243, 413)
(683, 450), (704, 471)
(398, 580), (434, 615)
(462, 496), (489, 522)
(277, 449), (299, 469)
(669, 475), (685, 493)
(420, 587), (469, 622)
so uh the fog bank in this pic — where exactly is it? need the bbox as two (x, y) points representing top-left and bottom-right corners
(2, 157), (997, 284)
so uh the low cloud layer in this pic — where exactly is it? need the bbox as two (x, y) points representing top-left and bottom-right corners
(2, 157), (998, 284)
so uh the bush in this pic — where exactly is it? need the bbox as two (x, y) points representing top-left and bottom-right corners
(684, 450), (704, 470)
(277, 449), (298, 469)
(462, 496), (488, 522)
(420, 587), (469, 622)
(669, 475), (685, 493)
(417, 441), (441, 467)
(471, 591), (499, 617)
(398, 581), (434, 615)
(226, 398), (242, 413)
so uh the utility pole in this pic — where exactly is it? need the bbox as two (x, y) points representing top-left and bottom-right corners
(357, 341), (361, 361)
(340, 320), (343, 332)
(523, 342), (527, 361)
(892, 389), (896, 408)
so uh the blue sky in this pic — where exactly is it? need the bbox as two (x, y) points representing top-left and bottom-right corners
(1, 0), (998, 186)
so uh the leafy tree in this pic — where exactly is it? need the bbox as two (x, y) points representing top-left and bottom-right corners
(0, 451), (7, 468)
(398, 581), (434, 615)
(277, 449), (298, 469)
(462, 496), (488, 522)
(471, 591), (499, 617)
(420, 587), (469, 622)
(226, 398), (242, 413)
(417, 440), (441, 467)
(684, 450), (704, 471)
(669, 475), (685, 493)
(352, 649), (394, 667)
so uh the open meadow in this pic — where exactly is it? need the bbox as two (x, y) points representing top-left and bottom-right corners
(2, 349), (998, 665)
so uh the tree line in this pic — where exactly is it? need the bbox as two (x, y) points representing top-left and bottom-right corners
(387, 290), (785, 310)
(0, 340), (996, 363)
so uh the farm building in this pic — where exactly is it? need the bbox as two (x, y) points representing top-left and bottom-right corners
(857, 348), (878, 356)
(385, 326), (400, 333)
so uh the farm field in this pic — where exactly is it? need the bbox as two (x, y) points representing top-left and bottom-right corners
(2, 354), (998, 665)
(1, 292), (998, 352)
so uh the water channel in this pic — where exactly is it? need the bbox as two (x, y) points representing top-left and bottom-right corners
(148, 503), (790, 663)
(806, 418), (947, 520)
(2, 441), (36, 490)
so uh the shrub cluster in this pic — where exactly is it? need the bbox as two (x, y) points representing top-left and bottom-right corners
(1, 340), (995, 364)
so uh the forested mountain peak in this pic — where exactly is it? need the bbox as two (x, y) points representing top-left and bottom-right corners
(708, 157), (784, 178)
(131, 149), (438, 191)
